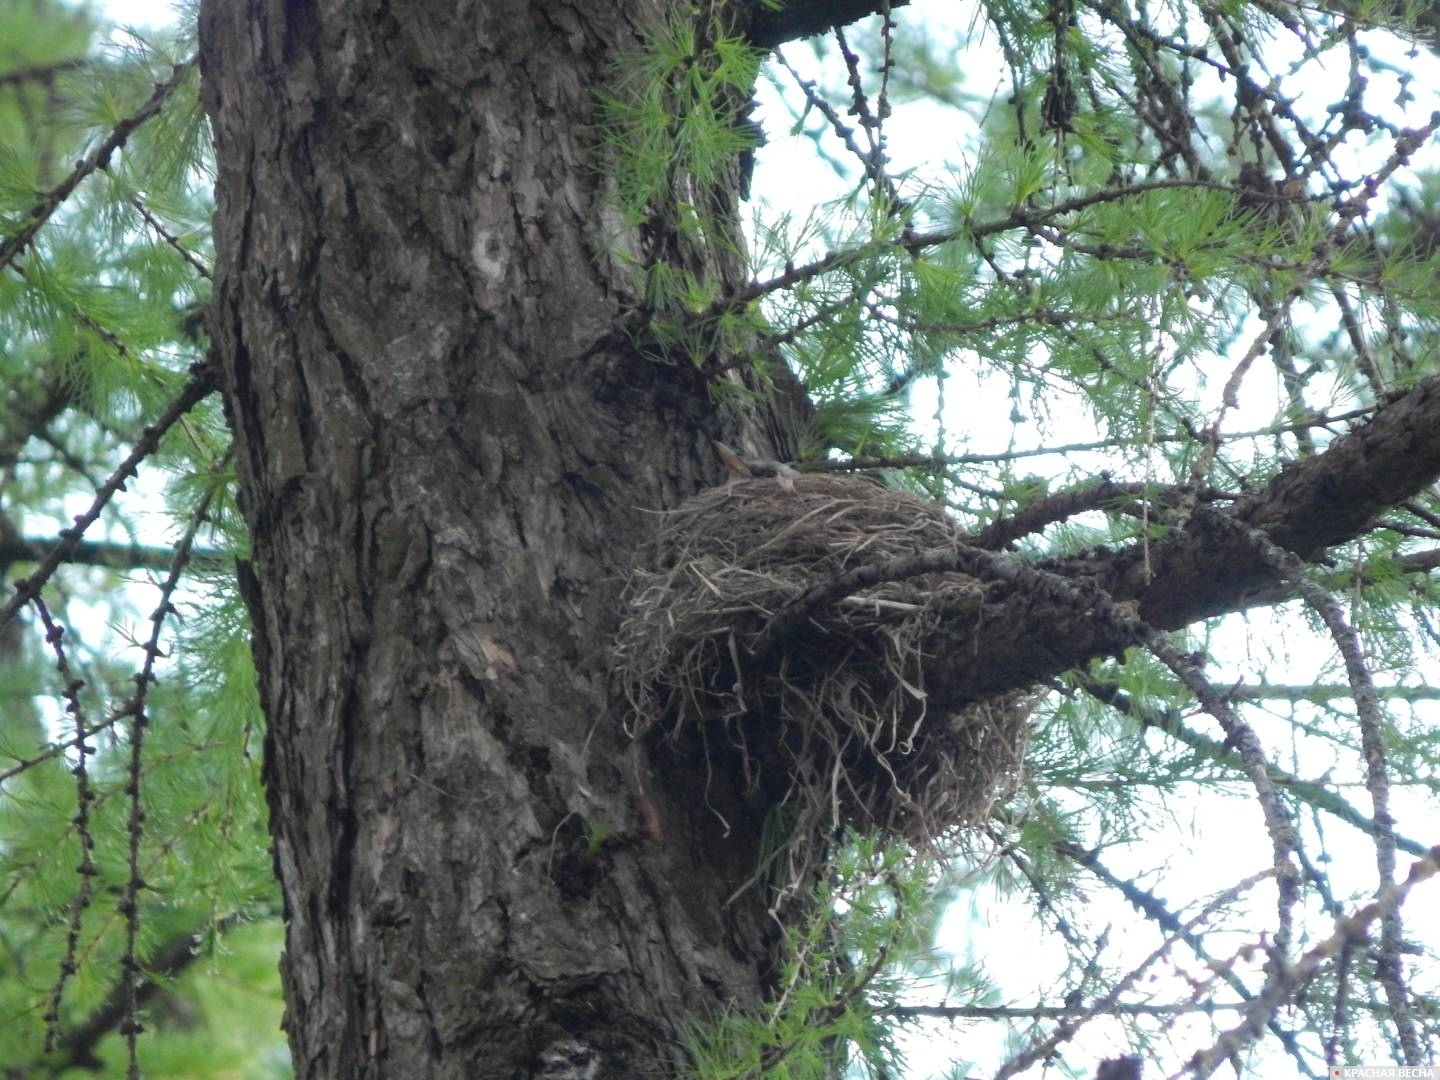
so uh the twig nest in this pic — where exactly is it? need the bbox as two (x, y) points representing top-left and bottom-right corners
(615, 474), (1032, 866)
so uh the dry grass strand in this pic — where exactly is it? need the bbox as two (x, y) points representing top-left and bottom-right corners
(614, 475), (1034, 896)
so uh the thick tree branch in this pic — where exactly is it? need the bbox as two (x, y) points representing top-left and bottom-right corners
(745, 0), (911, 48)
(875, 374), (1440, 708)
(1125, 379), (1440, 625)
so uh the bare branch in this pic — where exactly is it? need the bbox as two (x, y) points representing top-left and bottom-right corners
(1074, 674), (1433, 859)
(1181, 847), (1440, 1080)
(1061, 845), (1317, 1076)
(906, 374), (1440, 709)
(791, 404), (1380, 471)
(994, 868), (1276, 1080)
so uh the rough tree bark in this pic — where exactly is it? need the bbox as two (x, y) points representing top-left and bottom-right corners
(198, 3), (820, 1077)
(197, 2), (1440, 1078)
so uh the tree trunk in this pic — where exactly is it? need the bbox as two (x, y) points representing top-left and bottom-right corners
(198, 2), (804, 1076)
(196, 2), (1440, 1077)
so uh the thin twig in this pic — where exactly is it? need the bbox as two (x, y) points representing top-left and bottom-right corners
(1209, 511), (1422, 1063)
(1179, 846), (1440, 1080)
(34, 596), (98, 1053)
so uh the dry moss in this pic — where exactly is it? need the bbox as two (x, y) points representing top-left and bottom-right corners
(614, 474), (1032, 891)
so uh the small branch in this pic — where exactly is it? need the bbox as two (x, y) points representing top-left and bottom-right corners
(0, 713), (131, 786)
(791, 403), (1378, 470)
(0, 58), (86, 88)
(50, 915), (242, 1072)
(128, 195), (212, 279)
(998, 844), (1090, 951)
(1180, 846), (1440, 1080)
(114, 479), (219, 1079)
(1075, 674), (1433, 858)
(1061, 844), (1316, 1075)
(1210, 512), (1422, 1063)
(969, 480), (1231, 551)
(773, 45), (901, 209)
(994, 868), (1274, 1080)
(890, 1000), (1247, 1020)
(0, 56), (198, 275)
(972, 480), (1150, 549)
(1230, 682), (1440, 703)
(0, 533), (226, 573)
(0, 363), (218, 631)
(709, 180), (1245, 318)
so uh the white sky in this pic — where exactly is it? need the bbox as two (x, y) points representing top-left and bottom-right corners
(95, 0), (175, 28)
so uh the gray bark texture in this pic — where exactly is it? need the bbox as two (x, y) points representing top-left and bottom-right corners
(196, 1), (1440, 1077)
(198, 2), (812, 1077)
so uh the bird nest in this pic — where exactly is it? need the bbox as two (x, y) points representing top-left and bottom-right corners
(614, 474), (1033, 884)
